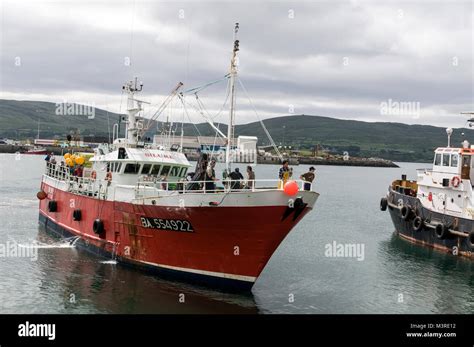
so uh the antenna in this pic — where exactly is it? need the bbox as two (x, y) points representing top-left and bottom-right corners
(446, 128), (453, 147)
(225, 22), (240, 172)
(461, 112), (474, 126)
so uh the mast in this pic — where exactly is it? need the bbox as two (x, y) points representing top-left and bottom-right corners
(225, 23), (240, 172)
(122, 77), (143, 146)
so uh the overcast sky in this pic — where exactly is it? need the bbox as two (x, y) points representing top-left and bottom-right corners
(0, 0), (472, 128)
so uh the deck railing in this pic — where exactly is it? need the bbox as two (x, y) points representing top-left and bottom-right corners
(44, 163), (313, 200)
(135, 178), (312, 199)
(44, 163), (108, 198)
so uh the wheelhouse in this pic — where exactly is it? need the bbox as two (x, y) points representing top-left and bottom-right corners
(90, 146), (191, 185)
(433, 146), (474, 181)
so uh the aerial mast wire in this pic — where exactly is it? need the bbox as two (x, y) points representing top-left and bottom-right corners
(225, 22), (240, 173)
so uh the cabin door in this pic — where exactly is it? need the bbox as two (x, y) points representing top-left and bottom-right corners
(462, 155), (471, 180)
(469, 155), (474, 183)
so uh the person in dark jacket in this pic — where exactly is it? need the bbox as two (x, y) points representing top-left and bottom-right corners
(300, 166), (315, 191)
(228, 168), (244, 189)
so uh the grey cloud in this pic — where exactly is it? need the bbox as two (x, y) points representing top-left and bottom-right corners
(0, 0), (472, 127)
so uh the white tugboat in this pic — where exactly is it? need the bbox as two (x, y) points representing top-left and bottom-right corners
(381, 113), (474, 257)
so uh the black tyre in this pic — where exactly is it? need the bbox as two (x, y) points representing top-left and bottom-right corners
(48, 200), (57, 212)
(435, 224), (450, 240)
(467, 231), (474, 249)
(93, 219), (104, 234)
(400, 205), (413, 221)
(412, 216), (424, 232)
(380, 197), (388, 211)
(73, 209), (82, 221)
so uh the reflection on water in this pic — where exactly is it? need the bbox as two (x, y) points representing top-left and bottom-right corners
(34, 227), (258, 314)
(1, 155), (474, 313)
(378, 234), (474, 313)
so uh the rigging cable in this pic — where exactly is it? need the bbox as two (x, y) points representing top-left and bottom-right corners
(237, 77), (283, 161)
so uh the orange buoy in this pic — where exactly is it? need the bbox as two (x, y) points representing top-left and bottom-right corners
(283, 180), (299, 196)
(37, 191), (47, 200)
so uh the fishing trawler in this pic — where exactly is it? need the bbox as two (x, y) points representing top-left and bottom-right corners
(381, 114), (474, 258)
(22, 146), (49, 155)
(37, 24), (319, 291)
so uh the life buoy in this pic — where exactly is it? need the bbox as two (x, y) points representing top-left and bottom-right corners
(451, 176), (461, 188)
(91, 170), (97, 179)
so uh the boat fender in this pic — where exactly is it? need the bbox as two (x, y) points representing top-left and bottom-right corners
(281, 197), (306, 222)
(412, 216), (424, 232)
(48, 200), (57, 212)
(294, 197), (304, 209)
(451, 176), (461, 188)
(435, 224), (450, 240)
(400, 205), (413, 221)
(380, 197), (388, 211)
(73, 209), (82, 221)
(93, 219), (105, 234)
(467, 231), (474, 249)
(37, 191), (47, 200)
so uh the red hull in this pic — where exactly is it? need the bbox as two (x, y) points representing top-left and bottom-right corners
(39, 182), (312, 289)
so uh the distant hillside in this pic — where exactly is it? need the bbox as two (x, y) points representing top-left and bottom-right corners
(0, 99), (466, 162)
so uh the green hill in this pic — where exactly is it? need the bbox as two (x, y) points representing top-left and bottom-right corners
(0, 99), (466, 162)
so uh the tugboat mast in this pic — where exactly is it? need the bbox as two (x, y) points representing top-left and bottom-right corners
(226, 23), (240, 172)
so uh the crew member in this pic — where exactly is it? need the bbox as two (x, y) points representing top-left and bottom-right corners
(246, 166), (255, 189)
(300, 166), (315, 191)
(229, 167), (244, 189)
(205, 159), (217, 192)
(278, 160), (292, 188)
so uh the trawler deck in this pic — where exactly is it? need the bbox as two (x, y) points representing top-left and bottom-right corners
(44, 162), (313, 202)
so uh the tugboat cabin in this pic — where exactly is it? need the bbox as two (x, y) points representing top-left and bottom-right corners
(432, 144), (474, 183)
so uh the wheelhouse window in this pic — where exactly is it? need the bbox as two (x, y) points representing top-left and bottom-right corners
(170, 166), (179, 177)
(179, 167), (188, 177)
(451, 154), (459, 167)
(442, 154), (450, 166)
(124, 163), (140, 174)
(150, 165), (161, 176)
(434, 153), (441, 166)
(109, 162), (122, 173)
(141, 164), (152, 175)
(161, 166), (170, 176)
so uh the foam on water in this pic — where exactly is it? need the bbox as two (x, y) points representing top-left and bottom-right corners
(18, 237), (79, 249)
(100, 260), (118, 265)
